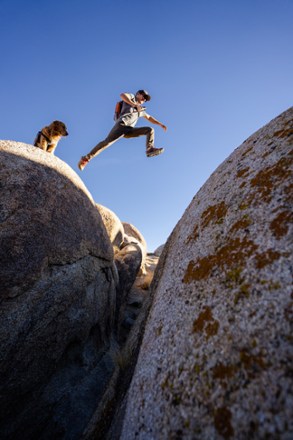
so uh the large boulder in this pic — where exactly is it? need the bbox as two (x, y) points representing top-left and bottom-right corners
(97, 203), (124, 252)
(0, 141), (117, 439)
(154, 243), (164, 257)
(0, 141), (113, 298)
(122, 222), (147, 275)
(121, 108), (293, 439)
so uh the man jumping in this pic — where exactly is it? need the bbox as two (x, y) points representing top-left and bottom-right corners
(78, 89), (167, 170)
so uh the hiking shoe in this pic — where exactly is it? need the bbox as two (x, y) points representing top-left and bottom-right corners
(146, 147), (164, 157)
(78, 156), (89, 171)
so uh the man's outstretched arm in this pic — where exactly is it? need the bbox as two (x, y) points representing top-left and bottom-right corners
(145, 114), (167, 131)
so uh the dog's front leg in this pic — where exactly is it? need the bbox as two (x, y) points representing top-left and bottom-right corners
(38, 136), (48, 151)
(47, 143), (57, 154)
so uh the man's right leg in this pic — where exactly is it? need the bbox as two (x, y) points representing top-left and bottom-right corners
(124, 126), (164, 157)
(78, 123), (125, 170)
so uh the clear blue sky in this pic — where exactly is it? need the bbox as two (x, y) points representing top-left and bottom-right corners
(1, 0), (292, 251)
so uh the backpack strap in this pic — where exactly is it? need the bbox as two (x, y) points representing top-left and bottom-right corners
(40, 131), (52, 143)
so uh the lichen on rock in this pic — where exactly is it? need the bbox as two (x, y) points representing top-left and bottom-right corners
(120, 107), (293, 440)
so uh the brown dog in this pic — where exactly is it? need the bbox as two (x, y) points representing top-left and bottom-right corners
(34, 120), (68, 154)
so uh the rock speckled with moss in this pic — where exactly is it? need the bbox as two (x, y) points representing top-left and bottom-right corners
(121, 108), (293, 439)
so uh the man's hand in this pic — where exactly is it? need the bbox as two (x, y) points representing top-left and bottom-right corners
(145, 114), (167, 130)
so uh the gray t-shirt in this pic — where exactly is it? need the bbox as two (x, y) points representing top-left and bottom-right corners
(119, 93), (149, 127)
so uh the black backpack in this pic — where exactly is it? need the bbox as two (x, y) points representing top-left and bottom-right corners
(114, 101), (123, 121)
(114, 99), (146, 121)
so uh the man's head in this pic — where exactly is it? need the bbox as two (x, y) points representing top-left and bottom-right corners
(136, 90), (151, 103)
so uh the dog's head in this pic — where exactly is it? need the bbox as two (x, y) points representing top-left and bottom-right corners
(50, 120), (69, 137)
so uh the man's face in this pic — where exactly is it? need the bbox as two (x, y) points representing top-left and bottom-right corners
(136, 93), (147, 104)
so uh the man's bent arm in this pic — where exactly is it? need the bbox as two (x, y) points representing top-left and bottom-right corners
(145, 114), (167, 131)
(120, 93), (137, 107)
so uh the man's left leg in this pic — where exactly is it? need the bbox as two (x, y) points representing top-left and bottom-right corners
(124, 126), (154, 148)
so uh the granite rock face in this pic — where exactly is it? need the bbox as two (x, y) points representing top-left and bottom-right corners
(97, 203), (124, 252)
(154, 243), (164, 257)
(121, 108), (293, 439)
(122, 222), (147, 275)
(0, 141), (117, 439)
(0, 140), (160, 440)
(0, 141), (113, 298)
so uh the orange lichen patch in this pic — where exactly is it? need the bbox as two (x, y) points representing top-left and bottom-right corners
(214, 407), (234, 439)
(201, 202), (228, 229)
(229, 216), (252, 233)
(225, 267), (243, 285)
(193, 307), (213, 332)
(273, 128), (293, 139)
(241, 145), (253, 158)
(160, 373), (183, 407)
(239, 202), (249, 210)
(250, 156), (292, 203)
(240, 349), (266, 371)
(262, 149), (272, 159)
(239, 193), (256, 210)
(270, 211), (292, 239)
(234, 284), (250, 305)
(184, 258), (212, 282)
(213, 347), (266, 382)
(254, 249), (281, 269)
(185, 224), (199, 244)
(184, 238), (258, 283)
(258, 279), (281, 290)
(206, 320), (219, 338)
(236, 167), (250, 178)
(284, 183), (293, 204)
(212, 363), (237, 380)
(192, 306), (219, 339)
